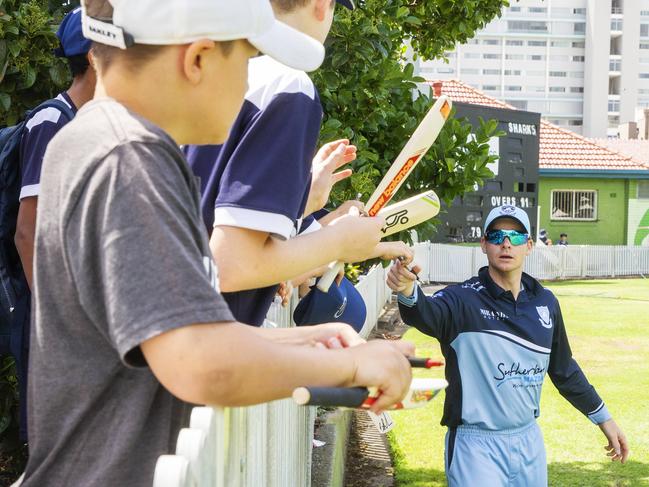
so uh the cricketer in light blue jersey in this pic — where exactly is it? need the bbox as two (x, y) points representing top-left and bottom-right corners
(388, 205), (628, 487)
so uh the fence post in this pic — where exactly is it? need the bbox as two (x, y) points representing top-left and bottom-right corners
(580, 246), (586, 278)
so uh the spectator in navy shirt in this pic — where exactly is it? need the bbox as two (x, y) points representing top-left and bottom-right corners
(12, 7), (95, 443)
(16, 8), (96, 290)
(387, 205), (628, 487)
(185, 0), (412, 327)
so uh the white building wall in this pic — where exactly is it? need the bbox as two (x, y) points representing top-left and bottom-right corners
(420, 0), (646, 138)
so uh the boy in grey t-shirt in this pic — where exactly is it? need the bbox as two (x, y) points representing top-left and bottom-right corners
(20, 2), (415, 486)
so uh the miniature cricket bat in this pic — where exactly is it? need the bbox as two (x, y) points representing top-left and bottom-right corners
(292, 378), (449, 410)
(317, 96), (452, 292)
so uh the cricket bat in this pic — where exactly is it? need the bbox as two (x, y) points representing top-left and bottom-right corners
(317, 96), (452, 292)
(292, 378), (449, 410)
(377, 190), (440, 237)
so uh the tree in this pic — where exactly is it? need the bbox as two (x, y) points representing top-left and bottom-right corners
(0, 0), (70, 127)
(313, 0), (508, 242)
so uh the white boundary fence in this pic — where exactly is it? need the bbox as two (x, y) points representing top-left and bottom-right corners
(152, 265), (391, 487)
(414, 243), (649, 283)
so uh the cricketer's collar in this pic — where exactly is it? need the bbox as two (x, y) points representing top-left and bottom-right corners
(478, 266), (544, 303)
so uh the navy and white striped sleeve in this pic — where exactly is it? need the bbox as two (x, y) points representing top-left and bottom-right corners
(19, 106), (70, 200)
(398, 286), (460, 342)
(213, 91), (323, 240)
(547, 298), (611, 425)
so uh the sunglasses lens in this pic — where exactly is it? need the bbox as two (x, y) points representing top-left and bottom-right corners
(510, 233), (528, 245)
(486, 231), (504, 244)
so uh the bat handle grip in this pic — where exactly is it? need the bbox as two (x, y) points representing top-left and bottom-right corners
(316, 261), (344, 292)
(292, 386), (370, 408)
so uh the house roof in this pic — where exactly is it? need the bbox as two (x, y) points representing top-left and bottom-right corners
(590, 138), (649, 165)
(429, 79), (649, 174)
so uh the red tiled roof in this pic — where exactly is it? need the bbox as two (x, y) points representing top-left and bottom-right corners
(428, 79), (649, 172)
(590, 138), (649, 164)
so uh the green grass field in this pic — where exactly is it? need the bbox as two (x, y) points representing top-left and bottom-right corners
(389, 279), (649, 487)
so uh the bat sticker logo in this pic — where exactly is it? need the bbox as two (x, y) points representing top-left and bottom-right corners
(368, 152), (424, 215)
(382, 209), (409, 233)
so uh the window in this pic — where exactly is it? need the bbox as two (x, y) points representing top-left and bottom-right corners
(573, 55), (585, 62)
(528, 40), (547, 47)
(642, 24), (649, 37)
(642, 11), (649, 17)
(550, 71), (567, 77)
(483, 39), (500, 45)
(529, 7), (547, 13)
(483, 69), (501, 75)
(482, 85), (498, 91)
(464, 52), (481, 59)
(551, 190), (597, 221)
(467, 39), (479, 45)
(608, 100), (620, 112)
(573, 8), (587, 15)
(483, 53), (501, 59)
(638, 181), (649, 199)
(551, 41), (570, 48)
(574, 23), (586, 34)
(571, 87), (585, 93)
(506, 40), (524, 46)
(509, 6), (521, 12)
(611, 19), (623, 31)
(530, 86), (545, 92)
(610, 59), (622, 71)
(508, 21), (548, 33)
(528, 54), (545, 61)
(569, 120), (583, 126)
(437, 67), (454, 74)
(641, 43), (649, 50)
(506, 54), (525, 60)
(570, 71), (584, 78)
(505, 85), (522, 91)
(549, 86), (566, 92)
(504, 70), (522, 76)
(573, 41), (586, 48)
(640, 73), (649, 79)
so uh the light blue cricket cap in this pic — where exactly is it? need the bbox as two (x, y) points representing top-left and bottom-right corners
(484, 205), (531, 235)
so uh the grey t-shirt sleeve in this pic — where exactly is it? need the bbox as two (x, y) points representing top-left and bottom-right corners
(65, 141), (234, 367)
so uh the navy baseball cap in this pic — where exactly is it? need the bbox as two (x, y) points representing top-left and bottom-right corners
(294, 277), (367, 332)
(484, 205), (531, 235)
(55, 7), (91, 58)
(337, 0), (356, 8)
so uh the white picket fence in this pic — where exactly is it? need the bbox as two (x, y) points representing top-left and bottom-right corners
(413, 243), (649, 283)
(152, 265), (391, 487)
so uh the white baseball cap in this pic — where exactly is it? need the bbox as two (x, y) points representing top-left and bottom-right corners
(484, 205), (531, 235)
(81, 0), (326, 72)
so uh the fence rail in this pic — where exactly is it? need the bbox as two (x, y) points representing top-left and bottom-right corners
(153, 265), (391, 487)
(414, 243), (649, 283)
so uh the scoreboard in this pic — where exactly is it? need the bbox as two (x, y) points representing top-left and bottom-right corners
(432, 102), (541, 243)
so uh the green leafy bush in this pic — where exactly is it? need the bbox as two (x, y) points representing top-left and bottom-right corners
(314, 0), (508, 243)
(0, 0), (70, 126)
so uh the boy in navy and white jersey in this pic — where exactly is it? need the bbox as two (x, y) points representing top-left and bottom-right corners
(387, 205), (628, 487)
(16, 8), (96, 289)
(184, 0), (413, 327)
(11, 8), (95, 443)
